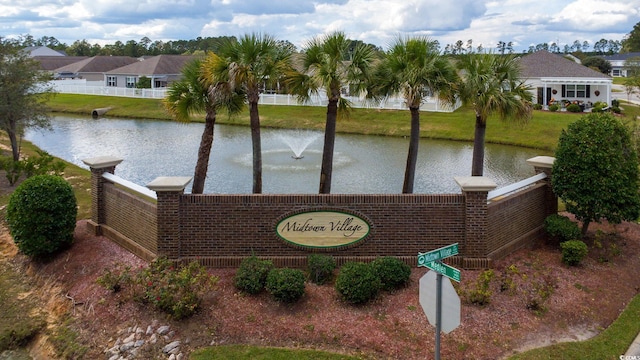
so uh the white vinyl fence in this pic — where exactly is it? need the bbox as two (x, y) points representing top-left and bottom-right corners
(50, 80), (460, 112)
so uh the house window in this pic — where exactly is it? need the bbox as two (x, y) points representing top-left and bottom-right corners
(126, 77), (137, 88)
(612, 69), (622, 77)
(107, 76), (117, 87)
(562, 84), (590, 98)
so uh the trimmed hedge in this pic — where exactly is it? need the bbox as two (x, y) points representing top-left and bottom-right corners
(335, 262), (381, 304)
(370, 256), (411, 291)
(6, 175), (77, 257)
(266, 268), (306, 303)
(234, 256), (274, 294)
(307, 254), (336, 285)
(561, 240), (588, 266)
(544, 214), (581, 245)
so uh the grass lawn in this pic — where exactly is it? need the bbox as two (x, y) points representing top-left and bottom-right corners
(0, 261), (45, 352)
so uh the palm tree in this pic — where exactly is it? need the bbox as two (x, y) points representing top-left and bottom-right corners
(164, 55), (243, 194)
(216, 34), (292, 193)
(370, 36), (457, 193)
(455, 53), (533, 176)
(286, 31), (375, 194)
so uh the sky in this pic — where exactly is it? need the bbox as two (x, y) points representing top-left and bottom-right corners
(1, 0), (638, 53)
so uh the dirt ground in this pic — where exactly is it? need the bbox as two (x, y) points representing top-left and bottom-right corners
(1, 212), (639, 360)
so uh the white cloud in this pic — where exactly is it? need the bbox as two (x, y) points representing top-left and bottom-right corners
(550, 0), (639, 32)
(0, 0), (635, 52)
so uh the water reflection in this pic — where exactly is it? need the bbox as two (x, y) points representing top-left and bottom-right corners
(24, 115), (546, 194)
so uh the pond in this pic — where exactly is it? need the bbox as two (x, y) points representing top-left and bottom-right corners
(24, 115), (545, 194)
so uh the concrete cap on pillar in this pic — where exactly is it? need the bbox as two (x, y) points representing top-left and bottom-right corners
(147, 176), (193, 192)
(82, 156), (123, 169)
(454, 176), (497, 192)
(526, 156), (555, 169)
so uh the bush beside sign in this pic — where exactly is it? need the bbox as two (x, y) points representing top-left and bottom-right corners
(276, 210), (370, 248)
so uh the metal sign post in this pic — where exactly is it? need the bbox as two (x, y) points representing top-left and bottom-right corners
(418, 244), (461, 360)
(435, 272), (443, 360)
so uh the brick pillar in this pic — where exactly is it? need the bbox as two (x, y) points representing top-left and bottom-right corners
(455, 176), (497, 260)
(526, 156), (557, 216)
(81, 156), (123, 235)
(147, 176), (192, 261)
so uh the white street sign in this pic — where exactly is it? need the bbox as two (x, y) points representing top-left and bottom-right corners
(419, 270), (461, 334)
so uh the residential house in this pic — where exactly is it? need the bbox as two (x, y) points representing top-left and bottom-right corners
(23, 46), (66, 57)
(599, 52), (640, 77)
(33, 56), (89, 78)
(519, 50), (612, 108)
(104, 55), (199, 89)
(54, 56), (139, 82)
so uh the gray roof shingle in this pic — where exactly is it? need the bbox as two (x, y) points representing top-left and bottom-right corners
(106, 55), (199, 76)
(54, 56), (139, 73)
(34, 56), (89, 71)
(600, 52), (640, 61)
(519, 50), (610, 79)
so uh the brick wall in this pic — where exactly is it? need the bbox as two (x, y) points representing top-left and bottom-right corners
(487, 184), (548, 260)
(103, 183), (157, 258)
(86, 158), (555, 270)
(176, 193), (466, 267)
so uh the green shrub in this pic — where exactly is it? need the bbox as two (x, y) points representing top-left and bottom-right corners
(0, 150), (66, 186)
(266, 268), (306, 303)
(548, 104), (559, 112)
(370, 256), (411, 291)
(544, 214), (581, 244)
(234, 255), (274, 294)
(134, 258), (218, 319)
(499, 264), (520, 295)
(612, 99), (619, 107)
(307, 254), (336, 285)
(6, 175), (77, 257)
(22, 150), (66, 178)
(560, 240), (588, 266)
(525, 274), (556, 314)
(464, 269), (494, 306)
(591, 104), (605, 113)
(335, 262), (381, 304)
(96, 264), (131, 292)
(566, 103), (582, 112)
(533, 103), (542, 110)
(0, 157), (23, 186)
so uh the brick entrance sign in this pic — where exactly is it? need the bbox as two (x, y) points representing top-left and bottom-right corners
(83, 156), (556, 269)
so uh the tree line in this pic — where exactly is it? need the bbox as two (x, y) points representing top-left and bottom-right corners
(8, 34), (626, 57)
(443, 38), (624, 55)
(11, 34), (380, 59)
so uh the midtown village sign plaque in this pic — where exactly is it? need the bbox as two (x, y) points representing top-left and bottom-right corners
(276, 210), (370, 248)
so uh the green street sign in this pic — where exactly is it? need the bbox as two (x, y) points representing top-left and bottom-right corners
(417, 243), (459, 266)
(424, 261), (461, 282)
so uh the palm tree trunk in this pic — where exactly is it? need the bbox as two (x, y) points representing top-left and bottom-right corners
(402, 107), (421, 194)
(249, 100), (262, 194)
(471, 114), (486, 176)
(319, 99), (338, 194)
(191, 110), (216, 194)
